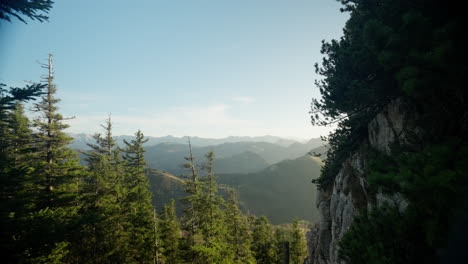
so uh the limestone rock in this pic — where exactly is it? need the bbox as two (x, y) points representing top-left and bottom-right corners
(308, 99), (413, 264)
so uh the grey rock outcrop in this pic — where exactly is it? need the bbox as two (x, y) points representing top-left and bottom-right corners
(308, 99), (412, 264)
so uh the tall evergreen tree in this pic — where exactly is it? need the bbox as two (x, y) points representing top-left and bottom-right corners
(0, 102), (36, 263)
(225, 190), (256, 264)
(158, 200), (181, 264)
(289, 219), (307, 264)
(122, 130), (155, 263)
(180, 137), (202, 255)
(31, 54), (81, 209)
(19, 54), (82, 262)
(193, 151), (232, 263)
(0, 82), (43, 171)
(77, 116), (130, 263)
(251, 216), (278, 264)
(180, 145), (232, 263)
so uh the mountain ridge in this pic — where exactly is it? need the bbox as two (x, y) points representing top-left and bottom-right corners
(67, 133), (307, 149)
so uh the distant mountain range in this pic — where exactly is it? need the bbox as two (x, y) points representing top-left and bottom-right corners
(142, 138), (323, 175)
(67, 133), (305, 150)
(70, 133), (325, 175)
(69, 133), (327, 223)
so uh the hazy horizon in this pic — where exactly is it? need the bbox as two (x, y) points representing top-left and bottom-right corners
(67, 131), (313, 143)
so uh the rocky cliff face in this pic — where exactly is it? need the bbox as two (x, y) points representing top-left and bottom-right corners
(308, 99), (412, 264)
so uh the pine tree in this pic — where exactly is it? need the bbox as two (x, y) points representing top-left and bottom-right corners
(180, 137), (202, 258)
(0, 0), (54, 23)
(0, 102), (36, 263)
(251, 216), (278, 264)
(0, 82), (43, 173)
(25, 54), (82, 262)
(289, 219), (307, 264)
(32, 54), (81, 209)
(180, 145), (232, 263)
(85, 115), (117, 166)
(77, 116), (130, 263)
(225, 190), (256, 264)
(158, 200), (181, 264)
(194, 151), (232, 263)
(122, 130), (155, 263)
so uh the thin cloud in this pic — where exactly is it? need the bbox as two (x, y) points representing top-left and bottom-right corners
(232, 96), (256, 104)
(64, 104), (257, 137)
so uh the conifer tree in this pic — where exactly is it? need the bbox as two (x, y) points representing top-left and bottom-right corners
(122, 130), (155, 263)
(85, 115), (117, 166)
(158, 200), (181, 264)
(20, 54), (83, 262)
(180, 137), (201, 247)
(78, 116), (130, 263)
(32, 54), (81, 209)
(225, 190), (256, 264)
(289, 219), (307, 264)
(251, 216), (278, 264)
(0, 82), (43, 172)
(0, 0), (54, 23)
(193, 151), (231, 263)
(180, 145), (232, 263)
(0, 102), (36, 263)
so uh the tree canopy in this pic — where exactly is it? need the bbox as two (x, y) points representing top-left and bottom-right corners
(0, 0), (54, 23)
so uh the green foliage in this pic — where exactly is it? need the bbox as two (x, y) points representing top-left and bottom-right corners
(158, 200), (181, 264)
(290, 219), (307, 264)
(0, 55), (85, 263)
(180, 149), (234, 263)
(0, 0), (54, 23)
(251, 216), (278, 264)
(1, 58), (311, 264)
(311, 1), (468, 263)
(339, 141), (468, 263)
(121, 130), (155, 263)
(339, 204), (407, 264)
(77, 119), (157, 263)
(225, 190), (256, 264)
(311, 0), (468, 189)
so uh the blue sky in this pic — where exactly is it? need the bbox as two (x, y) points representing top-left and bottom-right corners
(0, 0), (347, 139)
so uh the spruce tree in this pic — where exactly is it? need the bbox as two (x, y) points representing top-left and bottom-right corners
(0, 102), (36, 263)
(225, 190), (256, 264)
(180, 146), (232, 263)
(180, 137), (202, 261)
(289, 219), (307, 264)
(20, 54), (83, 262)
(122, 130), (155, 263)
(0, 82), (43, 172)
(251, 216), (278, 264)
(194, 151), (231, 263)
(32, 54), (81, 209)
(158, 200), (181, 264)
(0, 0), (54, 23)
(78, 116), (129, 263)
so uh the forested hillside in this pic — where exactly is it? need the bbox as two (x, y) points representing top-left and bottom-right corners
(146, 152), (323, 224)
(218, 155), (322, 224)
